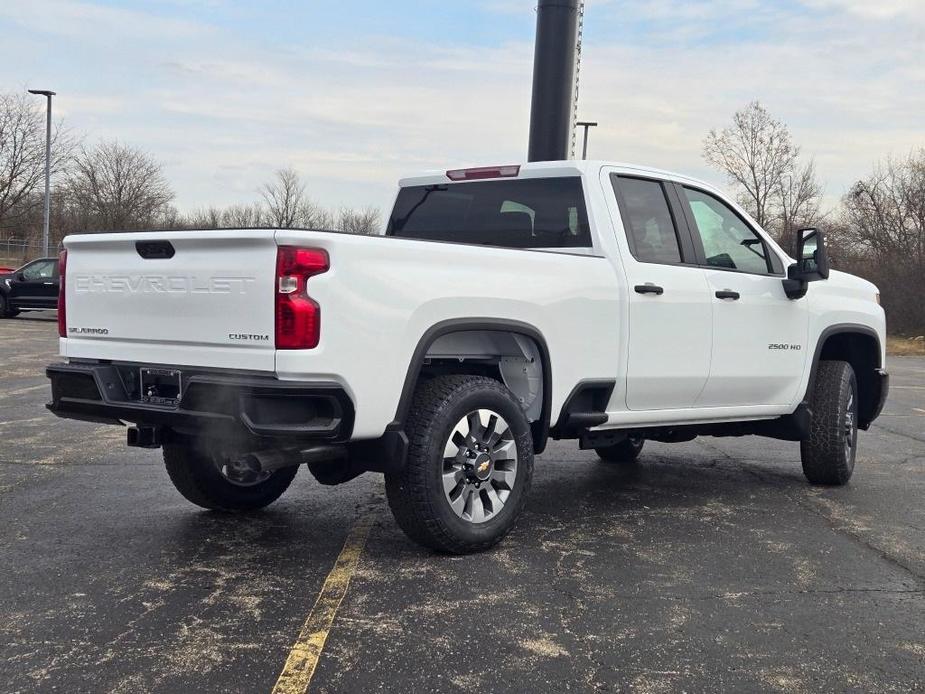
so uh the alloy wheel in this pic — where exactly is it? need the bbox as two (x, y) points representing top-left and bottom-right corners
(844, 388), (856, 460)
(441, 409), (518, 524)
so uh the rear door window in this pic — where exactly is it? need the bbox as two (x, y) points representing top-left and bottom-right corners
(387, 177), (592, 249)
(611, 175), (683, 264)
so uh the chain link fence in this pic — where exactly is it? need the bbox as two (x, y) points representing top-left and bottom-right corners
(0, 238), (50, 267)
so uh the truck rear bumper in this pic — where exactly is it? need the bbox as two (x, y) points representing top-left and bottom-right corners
(46, 361), (355, 442)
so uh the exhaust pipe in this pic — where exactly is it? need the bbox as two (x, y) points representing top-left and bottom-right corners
(237, 444), (347, 474)
(528, 0), (581, 163)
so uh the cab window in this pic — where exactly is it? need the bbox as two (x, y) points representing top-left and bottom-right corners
(22, 260), (56, 281)
(612, 175), (683, 264)
(387, 177), (592, 249)
(682, 188), (771, 274)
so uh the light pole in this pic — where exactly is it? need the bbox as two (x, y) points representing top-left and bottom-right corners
(575, 121), (598, 160)
(28, 89), (55, 257)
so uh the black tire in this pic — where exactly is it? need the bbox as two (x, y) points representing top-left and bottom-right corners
(0, 294), (18, 318)
(163, 438), (298, 512)
(801, 360), (858, 486)
(596, 436), (644, 464)
(385, 375), (534, 554)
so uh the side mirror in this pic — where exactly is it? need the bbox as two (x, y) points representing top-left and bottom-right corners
(796, 228), (830, 280)
(782, 228), (830, 300)
(15, 272), (25, 282)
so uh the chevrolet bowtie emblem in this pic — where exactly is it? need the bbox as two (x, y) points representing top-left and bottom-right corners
(477, 461), (490, 474)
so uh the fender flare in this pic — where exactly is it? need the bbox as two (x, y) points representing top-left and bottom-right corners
(803, 323), (885, 428)
(803, 323), (882, 400)
(389, 318), (553, 454)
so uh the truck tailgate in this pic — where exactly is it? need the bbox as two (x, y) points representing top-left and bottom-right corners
(62, 231), (278, 371)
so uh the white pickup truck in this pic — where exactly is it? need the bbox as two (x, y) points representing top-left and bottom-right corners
(46, 161), (889, 553)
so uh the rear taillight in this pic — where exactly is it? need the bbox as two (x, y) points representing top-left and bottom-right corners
(57, 249), (67, 338)
(275, 247), (329, 350)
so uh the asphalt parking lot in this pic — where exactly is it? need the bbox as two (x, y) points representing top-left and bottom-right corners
(1, 315), (924, 693)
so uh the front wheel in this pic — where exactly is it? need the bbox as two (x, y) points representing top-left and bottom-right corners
(385, 375), (534, 554)
(163, 438), (298, 511)
(801, 360), (858, 486)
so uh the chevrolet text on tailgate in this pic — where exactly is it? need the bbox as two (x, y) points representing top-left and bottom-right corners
(46, 161), (889, 554)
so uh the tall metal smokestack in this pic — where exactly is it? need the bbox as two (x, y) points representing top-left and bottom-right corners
(528, 0), (581, 162)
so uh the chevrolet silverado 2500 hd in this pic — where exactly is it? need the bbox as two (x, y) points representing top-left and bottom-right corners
(46, 161), (889, 553)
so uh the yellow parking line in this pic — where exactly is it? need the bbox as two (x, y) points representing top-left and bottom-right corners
(271, 511), (375, 694)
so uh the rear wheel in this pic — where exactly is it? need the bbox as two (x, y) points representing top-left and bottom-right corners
(596, 436), (644, 464)
(801, 360), (858, 486)
(163, 438), (298, 511)
(385, 375), (534, 554)
(0, 294), (18, 318)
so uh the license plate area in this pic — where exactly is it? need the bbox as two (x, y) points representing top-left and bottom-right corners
(140, 368), (182, 407)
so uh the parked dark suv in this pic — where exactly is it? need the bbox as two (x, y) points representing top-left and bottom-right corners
(0, 257), (60, 318)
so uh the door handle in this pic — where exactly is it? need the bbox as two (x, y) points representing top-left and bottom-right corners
(634, 284), (664, 296)
(715, 290), (740, 300)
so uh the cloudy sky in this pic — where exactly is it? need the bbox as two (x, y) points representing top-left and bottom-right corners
(3, 0), (923, 214)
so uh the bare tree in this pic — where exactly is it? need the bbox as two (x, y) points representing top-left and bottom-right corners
(184, 207), (223, 229)
(775, 159), (824, 251)
(175, 203), (266, 230)
(259, 167), (328, 228)
(311, 207), (335, 230)
(65, 140), (174, 231)
(840, 151), (925, 265)
(703, 101), (799, 228)
(222, 203), (265, 228)
(157, 205), (184, 231)
(337, 207), (381, 235)
(834, 150), (925, 334)
(260, 168), (303, 228)
(0, 92), (73, 233)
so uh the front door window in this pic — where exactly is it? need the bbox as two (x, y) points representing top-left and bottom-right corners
(683, 188), (771, 275)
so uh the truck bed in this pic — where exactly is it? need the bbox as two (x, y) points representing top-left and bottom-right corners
(61, 228), (622, 438)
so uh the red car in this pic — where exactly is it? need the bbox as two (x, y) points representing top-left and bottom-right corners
(0, 266), (15, 273)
